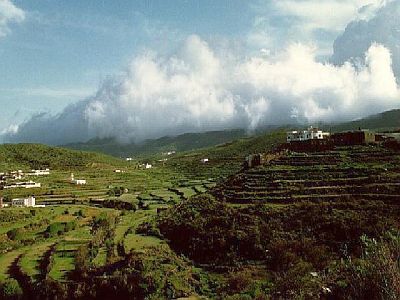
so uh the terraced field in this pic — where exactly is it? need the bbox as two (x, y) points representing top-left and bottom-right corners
(0, 204), (170, 292)
(214, 146), (400, 203)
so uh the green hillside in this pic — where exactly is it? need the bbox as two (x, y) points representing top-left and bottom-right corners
(63, 109), (400, 159)
(0, 143), (123, 170)
(164, 130), (286, 180)
(64, 129), (248, 157)
(328, 109), (400, 132)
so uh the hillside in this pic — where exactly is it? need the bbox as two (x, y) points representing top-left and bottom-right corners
(152, 144), (400, 298)
(213, 145), (400, 203)
(0, 143), (124, 170)
(62, 109), (400, 159)
(164, 130), (287, 180)
(64, 129), (249, 157)
(327, 109), (400, 132)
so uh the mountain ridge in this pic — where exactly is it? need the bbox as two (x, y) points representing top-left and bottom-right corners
(62, 109), (400, 157)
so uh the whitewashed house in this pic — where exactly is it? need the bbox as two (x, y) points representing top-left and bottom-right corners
(70, 173), (86, 185)
(4, 181), (41, 189)
(12, 196), (36, 207)
(287, 127), (330, 143)
(201, 158), (209, 163)
(145, 163), (152, 169)
(29, 168), (50, 176)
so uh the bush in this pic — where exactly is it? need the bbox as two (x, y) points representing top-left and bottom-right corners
(328, 233), (400, 299)
(0, 278), (23, 299)
(45, 221), (77, 237)
(6, 228), (24, 241)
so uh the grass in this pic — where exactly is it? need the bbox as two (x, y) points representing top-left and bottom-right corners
(92, 248), (107, 267)
(0, 250), (23, 281)
(124, 234), (163, 252)
(19, 241), (54, 281)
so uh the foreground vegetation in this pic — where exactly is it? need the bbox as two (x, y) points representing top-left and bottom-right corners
(1, 131), (400, 299)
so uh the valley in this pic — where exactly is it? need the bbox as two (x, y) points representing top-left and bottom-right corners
(0, 128), (399, 299)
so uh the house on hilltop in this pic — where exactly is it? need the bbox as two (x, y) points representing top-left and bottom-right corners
(286, 127), (329, 143)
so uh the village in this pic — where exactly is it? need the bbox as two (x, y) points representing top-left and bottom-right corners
(243, 126), (400, 168)
(0, 150), (213, 209)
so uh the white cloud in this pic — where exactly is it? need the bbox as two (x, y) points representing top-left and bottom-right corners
(332, 0), (400, 78)
(0, 0), (25, 37)
(248, 0), (391, 56)
(4, 35), (400, 145)
(274, 0), (388, 31)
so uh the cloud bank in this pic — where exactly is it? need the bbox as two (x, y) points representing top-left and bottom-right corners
(248, 0), (391, 56)
(0, 0), (25, 37)
(332, 0), (400, 78)
(4, 34), (400, 145)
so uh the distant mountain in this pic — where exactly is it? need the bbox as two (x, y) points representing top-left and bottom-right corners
(328, 109), (400, 132)
(64, 129), (249, 158)
(63, 109), (400, 158)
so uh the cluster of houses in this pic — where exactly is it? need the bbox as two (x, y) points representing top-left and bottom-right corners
(3, 181), (41, 189)
(245, 126), (398, 169)
(286, 127), (330, 142)
(284, 126), (395, 151)
(0, 168), (49, 190)
(162, 151), (176, 156)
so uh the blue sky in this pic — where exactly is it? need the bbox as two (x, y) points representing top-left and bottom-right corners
(0, 0), (254, 130)
(1, 0), (399, 143)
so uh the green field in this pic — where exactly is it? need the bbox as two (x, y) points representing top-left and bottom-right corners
(1, 131), (399, 299)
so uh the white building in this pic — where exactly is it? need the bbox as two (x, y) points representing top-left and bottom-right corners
(201, 158), (209, 163)
(4, 181), (41, 189)
(12, 196), (36, 207)
(287, 127), (330, 143)
(145, 163), (152, 169)
(70, 173), (86, 185)
(29, 168), (50, 176)
(126, 157), (133, 161)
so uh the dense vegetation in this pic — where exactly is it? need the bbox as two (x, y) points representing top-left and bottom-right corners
(155, 195), (400, 299)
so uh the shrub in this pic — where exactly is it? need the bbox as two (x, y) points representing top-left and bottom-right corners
(6, 228), (24, 241)
(0, 278), (23, 299)
(328, 233), (400, 299)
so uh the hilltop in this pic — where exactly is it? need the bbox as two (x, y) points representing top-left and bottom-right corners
(328, 109), (400, 132)
(0, 143), (124, 170)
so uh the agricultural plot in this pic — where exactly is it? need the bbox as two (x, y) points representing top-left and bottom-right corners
(0, 206), (110, 283)
(214, 146), (400, 204)
(18, 241), (54, 281)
